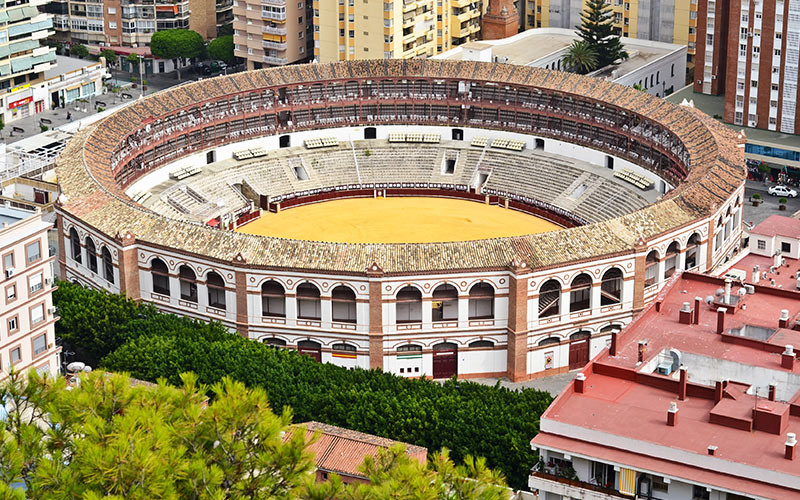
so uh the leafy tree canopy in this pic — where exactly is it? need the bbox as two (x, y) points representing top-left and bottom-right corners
(150, 29), (205, 61)
(576, 0), (628, 69)
(99, 49), (118, 66)
(53, 282), (552, 489)
(208, 35), (235, 63)
(70, 43), (89, 59)
(0, 370), (509, 499)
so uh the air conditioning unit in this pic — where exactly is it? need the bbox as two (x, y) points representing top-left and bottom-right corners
(45, 278), (51, 286)
(711, 74), (717, 79)
(48, 306), (58, 316)
(5, 268), (14, 279)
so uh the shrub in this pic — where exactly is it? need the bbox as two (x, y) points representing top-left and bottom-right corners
(55, 281), (552, 489)
(40, 124), (48, 132)
(753, 193), (761, 200)
(780, 197), (788, 204)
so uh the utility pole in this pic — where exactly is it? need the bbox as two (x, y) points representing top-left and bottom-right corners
(139, 54), (145, 99)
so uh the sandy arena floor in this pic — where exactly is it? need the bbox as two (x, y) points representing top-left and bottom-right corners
(236, 197), (561, 243)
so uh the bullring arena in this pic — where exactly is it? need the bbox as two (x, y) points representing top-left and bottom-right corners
(55, 60), (746, 381)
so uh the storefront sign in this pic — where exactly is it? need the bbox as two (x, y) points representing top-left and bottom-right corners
(8, 96), (32, 110)
(9, 83), (30, 94)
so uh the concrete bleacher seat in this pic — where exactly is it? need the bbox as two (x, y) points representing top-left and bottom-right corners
(388, 133), (406, 143)
(614, 168), (654, 190)
(170, 165), (202, 180)
(471, 136), (489, 147)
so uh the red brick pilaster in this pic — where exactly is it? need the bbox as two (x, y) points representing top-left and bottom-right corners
(55, 212), (67, 279)
(506, 260), (529, 382)
(117, 232), (140, 301)
(234, 253), (249, 338)
(367, 263), (384, 370)
(632, 238), (647, 312)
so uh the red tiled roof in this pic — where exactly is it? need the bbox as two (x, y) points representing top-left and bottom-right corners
(286, 422), (427, 478)
(751, 214), (800, 238)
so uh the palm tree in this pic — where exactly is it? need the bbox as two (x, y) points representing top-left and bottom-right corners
(563, 40), (599, 75)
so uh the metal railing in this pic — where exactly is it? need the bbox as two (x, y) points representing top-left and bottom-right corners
(529, 471), (628, 499)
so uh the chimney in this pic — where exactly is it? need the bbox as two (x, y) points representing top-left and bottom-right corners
(714, 381), (723, 403)
(724, 278), (732, 305)
(679, 302), (693, 324)
(609, 329), (618, 356)
(753, 265), (760, 284)
(716, 307), (727, 334)
(693, 296), (702, 324)
(774, 251), (782, 270)
(780, 309), (790, 329)
(782, 345), (795, 370)
(667, 401), (678, 426)
(678, 366), (688, 401)
(574, 373), (586, 393)
(707, 445), (717, 456)
(786, 433), (797, 460)
(769, 384), (776, 401)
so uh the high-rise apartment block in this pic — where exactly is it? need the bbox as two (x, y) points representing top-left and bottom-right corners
(695, 0), (800, 133)
(313, 0), (483, 62)
(517, 0), (698, 62)
(232, 0), (312, 69)
(0, 0), (56, 123)
(232, 0), (483, 68)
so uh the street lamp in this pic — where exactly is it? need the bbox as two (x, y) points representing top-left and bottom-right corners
(138, 54), (145, 99)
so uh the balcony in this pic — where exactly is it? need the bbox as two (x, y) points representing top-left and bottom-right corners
(263, 54), (288, 65)
(529, 471), (628, 500)
(261, 0), (285, 5)
(262, 10), (286, 20)
(262, 39), (287, 49)
(262, 25), (287, 35)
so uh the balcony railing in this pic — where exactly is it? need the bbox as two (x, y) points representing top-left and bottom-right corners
(261, 10), (286, 20)
(262, 40), (287, 50)
(263, 55), (288, 65)
(261, 0), (285, 5)
(529, 471), (628, 499)
(262, 25), (286, 35)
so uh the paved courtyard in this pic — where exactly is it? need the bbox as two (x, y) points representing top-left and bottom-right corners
(469, 371), (577, 396)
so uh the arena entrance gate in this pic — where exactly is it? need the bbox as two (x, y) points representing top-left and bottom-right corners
(568, 331), (591, 369)
(433, 342), (458, 379)
(298, 340), (322, 362)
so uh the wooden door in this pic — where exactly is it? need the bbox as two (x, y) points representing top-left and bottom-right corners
(298, 341), (322, 362)
(569, 337), (589, 369)
(433, 343), (458, 379)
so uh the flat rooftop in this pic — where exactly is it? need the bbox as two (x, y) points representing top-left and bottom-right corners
(435, 28), (681, 80)
(534, 272), (800, 499)
(45, 55), (100, 80)
(0, 204), (34, 227)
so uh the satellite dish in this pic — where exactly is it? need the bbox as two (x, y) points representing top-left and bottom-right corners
(705, 296), (715, 305)
(715, 288), (725, 297)
(66, 361), (85, 373)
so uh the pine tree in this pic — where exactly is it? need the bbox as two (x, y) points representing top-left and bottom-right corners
(576, 0), (628, 69)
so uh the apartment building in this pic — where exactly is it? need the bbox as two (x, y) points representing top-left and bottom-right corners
(530, 271), (800, 499)
(0, 205), (60, 381)
(694, 0), (800, 134)
(0, 0), (56, 124)
(313, 0), (484, 63)
(232, 0), (311, 69)
(517, 0), (698, 62)
(45, 0), (231, 74)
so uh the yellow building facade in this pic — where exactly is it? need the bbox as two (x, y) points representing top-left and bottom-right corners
(518, 0), (696, 61)
(313, 0), (484, 62)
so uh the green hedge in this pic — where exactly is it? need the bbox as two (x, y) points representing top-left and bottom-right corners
(55, 282), (551, 489)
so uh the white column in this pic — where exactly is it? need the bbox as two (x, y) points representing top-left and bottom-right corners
(559, 289), (570, 317)
(591, 283), (601, 311)
(321, 296), (332, 327)
(286, 295), (298, 325)
(458, 296), (469, 327)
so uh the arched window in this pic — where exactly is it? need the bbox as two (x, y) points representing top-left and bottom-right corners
(539, 280), (561, 318)
(151, 258), (170, 296)
(432, 284), (458, 322)
(332, 343), (357, 353)
(664, 242), (680, 278)
(179, 265), (197, 303)
(206, 271), (226, 310)
(101, 246), (114, 284)
(685, 233), (701, 270)
(397, 344), (422, 353)
(261, 280), (285, 317)
(433, 342), (458, 351)
(570, 331), (590, 341)
(85, 237), (97, 274)
(396, 286), (422, 324)
(569, 273), (592, 312)
(69, 227), (81, 263)
(331, 285), (356, 323)
(468, 282), (494, 319)
(262, 337), (286, 347)
(537, 337), (560, 347)
(600, 324), (623, 334)
(645, 250), (659, 286)
(297, 283), (321, 320)
(600, 268), (623, 305)
(468, 340), (494, 348)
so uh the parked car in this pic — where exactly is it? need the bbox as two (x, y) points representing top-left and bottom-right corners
(768, 185), (798, 197)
